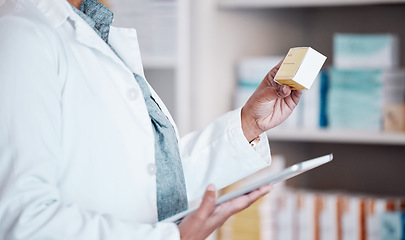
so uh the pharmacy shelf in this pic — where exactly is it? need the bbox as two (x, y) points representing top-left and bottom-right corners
(142, 56), (177, 69)
(219, 0), (405, 9)
(267, 129), (405, 146)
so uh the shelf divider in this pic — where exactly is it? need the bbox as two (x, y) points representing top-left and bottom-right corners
(267, 129), (405, 145)
(219, 0), (405, 9)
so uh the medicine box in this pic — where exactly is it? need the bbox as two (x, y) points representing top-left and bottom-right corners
(380, 212), (405, 240)
(274, 47), (327, 90)
(333, 33), (399, 70)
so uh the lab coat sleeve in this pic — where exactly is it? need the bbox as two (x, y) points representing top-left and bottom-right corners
(0, 14), (179, 240)
(180, 108), (271, 202)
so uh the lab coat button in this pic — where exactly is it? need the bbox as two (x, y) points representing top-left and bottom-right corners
(147, 163), (156, 175)
(127, 88), (139, 100)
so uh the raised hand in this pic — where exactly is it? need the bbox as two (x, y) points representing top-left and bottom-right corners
(241, 61), (302, 141)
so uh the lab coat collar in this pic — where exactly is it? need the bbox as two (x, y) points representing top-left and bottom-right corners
(73, 15), (119, 61)
(29, 0), (72, 28)
(2, 0), (178, 138)
(23, 0), (145, 77)
(20, 0), (174, 135)
(24, 0), (120, 73)
(109, 27), (145, 78)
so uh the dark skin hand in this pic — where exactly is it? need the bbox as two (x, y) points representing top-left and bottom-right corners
(241, 60), (302, 141)
(179, 61), (302, 239)
(178, 184), (271, 240)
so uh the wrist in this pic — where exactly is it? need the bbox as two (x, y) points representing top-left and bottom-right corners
(241, 107), (263, 142)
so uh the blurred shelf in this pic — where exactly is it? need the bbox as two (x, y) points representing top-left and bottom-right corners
(267, 129), (405, 146)
(219, 0), (405, 9)
(142, 56), (177, 69)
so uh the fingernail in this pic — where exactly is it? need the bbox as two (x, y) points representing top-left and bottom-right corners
(282, 85), (289, 94)
(207, 184), (216, 192)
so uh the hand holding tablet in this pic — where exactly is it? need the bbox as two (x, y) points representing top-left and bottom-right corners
(162, 154), (333, 223)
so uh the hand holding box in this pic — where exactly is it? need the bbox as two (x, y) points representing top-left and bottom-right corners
(275, 47), (327, 90)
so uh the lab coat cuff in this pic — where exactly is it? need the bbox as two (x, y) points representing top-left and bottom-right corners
(227, 108), (272, 167)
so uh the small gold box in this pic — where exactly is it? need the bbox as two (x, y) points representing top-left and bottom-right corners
(275, 47), (327, 90)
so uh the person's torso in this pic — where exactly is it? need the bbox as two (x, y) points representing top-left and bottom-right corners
(2, 0), (180, 223)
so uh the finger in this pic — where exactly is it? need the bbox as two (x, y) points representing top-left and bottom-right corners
(257, 184), (272, 194)
(242, 184), (272, 205)
(277, 84), (292, 98)
(195, 184), (217, 219)
(264, 67), (292, 100)
(291, 89), (303, 104)
(261, 81), (292, 102)
(268, 59), (284, 80)
(219, 184), (272, 217)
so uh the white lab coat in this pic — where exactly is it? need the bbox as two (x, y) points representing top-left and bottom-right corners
(0, 0), (271, 239)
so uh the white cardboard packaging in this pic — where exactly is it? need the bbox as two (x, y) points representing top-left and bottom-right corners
(296, 191), (318, 240)
(319, 193), (341, 240)
(341, 196), (366, 240)
(366, 198), (397, 240)
(275, 191), (297, 240)
(274, 47), (327, 90)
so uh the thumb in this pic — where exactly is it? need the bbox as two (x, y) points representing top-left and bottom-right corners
(262, 73), (292, 101)
(195, 184), (217, 219)
(273, 84), (291, 99)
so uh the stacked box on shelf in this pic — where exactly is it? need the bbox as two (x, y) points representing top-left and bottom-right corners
(300, 72), (323, 129)
(380, 211), (405, 240)
(217, 156), (405, 240)
(327, 33), (400, 131)
(383, 70), (405, 132)
(366, 197), (398, 240)
(258, 156), (287, 240)
(333, 34), (399, 70)
(318, 193), (341, 240)
(340, 195), (367, 240)
(276, 72), (324, 130)
(296, 190), (319, 240)
(327, 68), (383, 130)
(259, 187), (405, 240)
(319, 70), (329, 128)
(381, 198), (405, 240)
(273, 191), (297, 240)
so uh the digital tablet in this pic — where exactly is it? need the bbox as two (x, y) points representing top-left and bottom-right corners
(161, 154), (333, 223)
